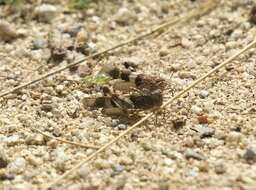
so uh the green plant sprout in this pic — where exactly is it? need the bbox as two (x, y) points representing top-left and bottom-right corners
(69, 0), (93, 9)
(84, 73), (111, 85)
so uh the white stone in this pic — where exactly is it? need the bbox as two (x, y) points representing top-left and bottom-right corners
(55, 85), (64, 93)
(115, 7), (135, 25)
(231, 29), (243, 40)
(67, 183), (83, 190)
(8, 157), (26, 173)
(199, 90), (209, 98)
(6, 135), (20, 146)
(227, 131), (242, 143)
(12, 182), (34, 190)
(191, 105), (203, 114)
(163, 158), (174, 166)
(181, 37), (192, 48)
(35, 4), (58, 22)
(77, 165), (90, 178)
(26, 155), (42, 166)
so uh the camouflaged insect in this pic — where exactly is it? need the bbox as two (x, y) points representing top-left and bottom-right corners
(82, 63), (167, 116)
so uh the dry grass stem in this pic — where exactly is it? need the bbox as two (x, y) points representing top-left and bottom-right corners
(31, 127), (99, 149)
(155, 0), (219, 39)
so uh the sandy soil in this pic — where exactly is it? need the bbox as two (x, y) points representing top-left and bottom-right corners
(0, 0), (256, 189)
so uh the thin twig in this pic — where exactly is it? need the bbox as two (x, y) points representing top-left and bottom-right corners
(0, 0), (218, 99)
(154, 0), (219, 40)
(31, 127), (99, 149)
(42, 37), (256, 190)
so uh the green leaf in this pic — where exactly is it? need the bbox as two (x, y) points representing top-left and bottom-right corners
(94, 74), (111, 84)
(69, 0), (92, 9)
(84, 74), (110, 85)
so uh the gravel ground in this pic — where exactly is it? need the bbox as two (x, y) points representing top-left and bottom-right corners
(0, 0), (256, 189)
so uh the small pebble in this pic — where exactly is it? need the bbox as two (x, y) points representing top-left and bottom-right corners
(55, 85), (65, 94)
(46, 112), (54, 118)
(215, 131), (226, 140)
(119, 156), (133, 165)
(67, 183), (83, 190)
(111, 119), (120, 127)
(77, 165), (90, 178)
(0, 20), (18, 42)
(214, 162), (226, 174)
(188, 168), (198, 177)
(79, 117), (97, 129)
(77, 64), (91, 77)
(63, 25), (82, 37)
(178, 71), (195, 79)
(8, 157), (26, 173)
(209, 29), (220, 38)
(172, 117), (186, 129)
(55, 160), (67, 172)
(163, 158), (174, 166)
(249, 5), (256, 24)
(122, 56), (143, 68)
(25, 134), (45, 145)
(72, 90), (85, 101)
(226, 131), (242, 144)
(6, 135), (20, 146)
(0, 171), (14, 180)
(181, 37), (192, 48)
(159, 48), (169, 57)
(87, 42), (97, 52)
(34, 4), (58, 22)
(116, 124), (127, 130)
(32, 39), (45, 50)
(243, 148), (256, 163)
(199, 90), (209, 98)
(231, 126), (241, 132)
(183, 137), (194, 147)
(75, 30), (90, 54)
(185, 149), (205, 160)
(75, 29), (88, 45)
(94, 159), (111, 169)
(141, 141), (152, 151)
(194, 34), (206, 46)
(225, 41), (237, 50)
(198, 162), (209, 172)
(41, 104), (53, 112)
(191, 105), (203, 114)
(26, 155), (43, 166)
(115, 7), (135, 25)
(230, 29), (243, 40)
(53, 127), (62, 137)
(54, 148), (69, 162)
(12, 182), (34, 190)
(169, 63), (181, 71)
(113, 164), (124, 174)
(207, 138), (224, 148)
(158, 182), (169, 190)
(194, 125), (214, 138)
(197, 115), (209, 124)
(0, 149), (8, 168)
